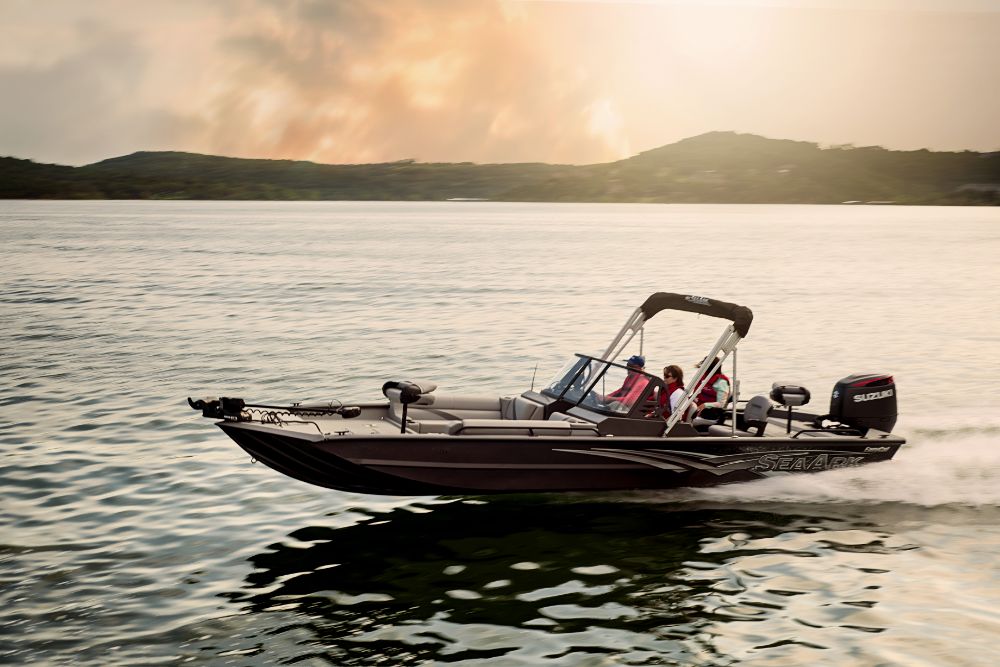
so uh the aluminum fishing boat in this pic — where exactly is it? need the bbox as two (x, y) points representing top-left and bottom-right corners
(189, 293), (903, 496)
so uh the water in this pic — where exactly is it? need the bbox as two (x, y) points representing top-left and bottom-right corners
(2, 200), (999, 665)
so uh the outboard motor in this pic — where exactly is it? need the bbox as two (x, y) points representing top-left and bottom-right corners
(828, 373), (898, 433)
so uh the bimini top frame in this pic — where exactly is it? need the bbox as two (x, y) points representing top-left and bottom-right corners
(599, 292), (754, 435)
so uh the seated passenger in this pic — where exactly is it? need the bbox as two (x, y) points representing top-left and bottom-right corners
(694, 356), (730, 418)
(602, 355), (651, 410)
(605, 355), (646, 402)
(657, 364), (686, 418)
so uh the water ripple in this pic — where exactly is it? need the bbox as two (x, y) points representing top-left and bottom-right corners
(2, 201), (1000, 665)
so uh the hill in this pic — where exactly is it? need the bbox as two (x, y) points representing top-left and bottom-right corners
(2, 132), (998, 204)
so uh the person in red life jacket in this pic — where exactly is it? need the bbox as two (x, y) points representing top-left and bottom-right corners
(604, 355), (648, 407)
(694, 356), (730, 417)
(657, 364), (685, 418)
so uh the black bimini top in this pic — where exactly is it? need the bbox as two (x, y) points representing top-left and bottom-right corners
(640, 293), (754, 337)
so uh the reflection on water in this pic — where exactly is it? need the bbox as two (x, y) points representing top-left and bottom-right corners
(219, 498), (926, 665)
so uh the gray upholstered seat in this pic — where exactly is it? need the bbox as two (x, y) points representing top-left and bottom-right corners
(743, 395), (772, 435)
(706, 395), (772, 437)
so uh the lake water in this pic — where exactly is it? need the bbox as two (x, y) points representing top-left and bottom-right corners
(2, 200), (999, 665)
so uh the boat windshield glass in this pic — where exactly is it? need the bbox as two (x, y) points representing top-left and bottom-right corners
(584, 363), (654, 416)
(542, 355), (659, 417)
(543, 356), (600, 403)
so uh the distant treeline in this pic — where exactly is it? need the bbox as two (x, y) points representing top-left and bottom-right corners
(2, 132), (998, 204)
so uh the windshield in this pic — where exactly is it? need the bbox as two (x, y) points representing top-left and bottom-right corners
(543, 356), (600, 403)
(591, 364), (653, 416)
(542, 354), (661, 417)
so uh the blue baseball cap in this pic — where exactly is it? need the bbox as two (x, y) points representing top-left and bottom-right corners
(626, 355), (646, 368)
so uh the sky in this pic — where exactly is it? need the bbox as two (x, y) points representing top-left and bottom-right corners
(1, 0), (998, 166)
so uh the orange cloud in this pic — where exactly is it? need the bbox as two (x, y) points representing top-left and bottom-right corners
(1, 0), (998, 165)
(191, 0), (630, 165)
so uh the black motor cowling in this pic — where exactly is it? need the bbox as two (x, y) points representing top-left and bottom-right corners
(828, 373), (897, 433)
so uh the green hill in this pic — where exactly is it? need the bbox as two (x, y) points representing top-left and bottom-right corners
(2, 132), (997, 204)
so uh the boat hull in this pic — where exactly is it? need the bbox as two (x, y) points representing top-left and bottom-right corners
(219, 421), (903, 496)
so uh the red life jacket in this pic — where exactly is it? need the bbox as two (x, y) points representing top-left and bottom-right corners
(658, 381), (684, 416)
(608, 371), (642, 399)
(618, 374), (651, 408)
(696, 373), (730, 405)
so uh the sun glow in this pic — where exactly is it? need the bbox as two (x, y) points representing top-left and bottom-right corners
(586, 98), (630, 158)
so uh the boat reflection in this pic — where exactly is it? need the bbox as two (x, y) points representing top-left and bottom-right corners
(227, 497), (891, 665)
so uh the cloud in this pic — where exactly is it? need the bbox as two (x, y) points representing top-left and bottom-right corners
(0, 21), (201, 165)
(196, 0), (627, 164)
(0, 0), (998, 165)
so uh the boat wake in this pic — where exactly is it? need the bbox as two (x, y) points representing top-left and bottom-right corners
(684, 424), (1000, 507)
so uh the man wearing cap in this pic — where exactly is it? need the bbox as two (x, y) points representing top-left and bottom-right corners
(605, 355), (648, 404)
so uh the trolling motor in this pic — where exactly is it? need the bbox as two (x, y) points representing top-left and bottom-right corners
(187, 397), (362, 421)
(188, 396), (246, 420)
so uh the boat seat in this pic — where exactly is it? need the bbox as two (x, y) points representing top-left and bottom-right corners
(416, 393), (502, 412)
(549, 412), (600, 434)
(412, 419), (463, 434)
(705, 395), (772, 437)
(742, 395), (772, 435)
(548, 411), (592, 423)
(500, 394), (546, 420)
(383, 381), (431, 428)
(385, 386), (503, 424)
(406, 394), (503, 421)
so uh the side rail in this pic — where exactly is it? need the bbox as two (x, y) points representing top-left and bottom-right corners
(791, 427), (864, 438)
(450, 419), (599, 437)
